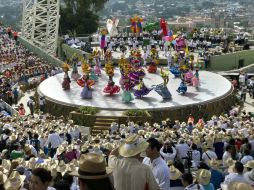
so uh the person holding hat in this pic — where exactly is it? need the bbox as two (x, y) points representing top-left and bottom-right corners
(109, 134), (160, 190)
(70, 153), (114, 190)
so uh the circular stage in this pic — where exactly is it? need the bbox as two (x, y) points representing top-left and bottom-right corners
(38, 68), (233, 112)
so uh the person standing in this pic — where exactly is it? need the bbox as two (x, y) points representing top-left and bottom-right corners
(44, 130), (62, 158)
(109, 134), (160, 190)
(143, 138), (171, 190)
(39, 96), (45, 113)
(240, 85), (247, 102)
(27, 96), (35, 116)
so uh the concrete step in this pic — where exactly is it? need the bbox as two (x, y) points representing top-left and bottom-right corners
(93, 126), (111, 130)
(94, 122), (113, 127)
(95, 118), (117, 123)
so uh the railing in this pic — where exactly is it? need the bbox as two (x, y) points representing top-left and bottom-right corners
(1, 100), (18, 116)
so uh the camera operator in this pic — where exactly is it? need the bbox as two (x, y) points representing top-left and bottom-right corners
(160, 140), (176, 162)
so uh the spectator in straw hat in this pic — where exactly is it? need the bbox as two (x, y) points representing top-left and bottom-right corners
(244, 160), (254, 171)
(181, 173), (204, 190)
(4, 171), (26, 190)
(243, 168), (254, 186)
(208, 159), (224, 190)
(70, 153), (114, 190)
(196, 169), (214, 190)
(202, 142), (217, 165)
(0, 172), (7, 190)
(225, 181), (253, 190)
(169, 165), (184, 190)
(109, 134), (160, 190)
(143, 138), (170, 190)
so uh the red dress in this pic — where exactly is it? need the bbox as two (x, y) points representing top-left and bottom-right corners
(77, 78), (95, 87)
(147, 64), (157, 73)
(103, 81), (120, 95)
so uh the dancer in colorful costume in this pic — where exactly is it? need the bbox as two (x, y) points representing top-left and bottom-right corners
(77, 74), (95, 88)
(127, 58), (144, 85)
(81, 59), (91, 74)
(176, 79), (187, 94)
(80, 74), (94, 99)
(71, 54), (81, 80)
(184, 69), (194, 84)
(134, 78), (153, 98)
(170, 64), (181, 78)
(89, 67), (98, 82)
(122, 75), (134, 103)
(92, 48), (102, 76)
(147, 48), (159, 73)
(192, 70), (200, 88)
(103, 76), (120, 95)
(62, 63), (71, 90)
(153, 68), (172, 99)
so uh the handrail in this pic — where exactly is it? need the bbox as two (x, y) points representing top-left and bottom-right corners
(1, 100), (19, 116)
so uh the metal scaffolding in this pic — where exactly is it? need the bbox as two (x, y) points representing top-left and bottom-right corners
(21, 0), (60, 56)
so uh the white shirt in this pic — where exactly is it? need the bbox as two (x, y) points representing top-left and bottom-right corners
(44, 132), (62, 148)
(241, 155), (253, 165)
(202, 150), (218, 165)
(222, 151), (232, 166)
(175, 143), (190, 161)
(143, 156), (171, 190)
(224, 172), (247, 185)
(160, 147), (176, 162)
(191, 150), (201, 168)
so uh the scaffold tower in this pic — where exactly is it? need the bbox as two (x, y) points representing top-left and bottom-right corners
(21, 0), (60, 56)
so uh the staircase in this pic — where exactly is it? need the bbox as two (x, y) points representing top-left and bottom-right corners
(91, 116), (119, 136)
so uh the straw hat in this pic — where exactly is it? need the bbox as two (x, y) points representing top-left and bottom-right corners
(9, 134), (17, 141)
(57, 160), (67, 176)
(4, 171), (26, 190)
(0, 172), (7, 185)
(2, 159), (11, 171)
(119, 134), (149, 158)
(169, 166), (182, 180)
(208, 159), (220, 170)
(27, 157), (37, 170)
(227, 181), (253, 190)
(244, 160), (254, 169)
(56, 146), (66, 155)
(196, 169), (211, 185)
(70, 153), (112, 179)
(244, 169), (254, 185)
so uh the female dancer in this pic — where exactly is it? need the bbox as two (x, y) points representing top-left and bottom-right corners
(134, 78), (153, 98)
(153, 68), (172, 99)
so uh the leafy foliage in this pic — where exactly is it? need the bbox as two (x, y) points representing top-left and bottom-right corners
(124, 109), (148, 117)
(60, 0), (108, 35)
(78, 106), (99, 115)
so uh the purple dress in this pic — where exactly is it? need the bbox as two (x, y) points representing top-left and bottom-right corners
(134, 81), (153, 97)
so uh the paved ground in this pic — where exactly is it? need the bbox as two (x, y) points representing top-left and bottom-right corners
(17, 90), (35, 115)
(240, 92), (254, 113)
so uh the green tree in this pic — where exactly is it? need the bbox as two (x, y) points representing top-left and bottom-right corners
(60, 0), (108, 36)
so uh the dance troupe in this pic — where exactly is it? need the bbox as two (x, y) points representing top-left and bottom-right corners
(61, 44), (201, 103)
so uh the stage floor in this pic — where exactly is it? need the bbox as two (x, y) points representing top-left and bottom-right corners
(38, 68), (232, 111)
